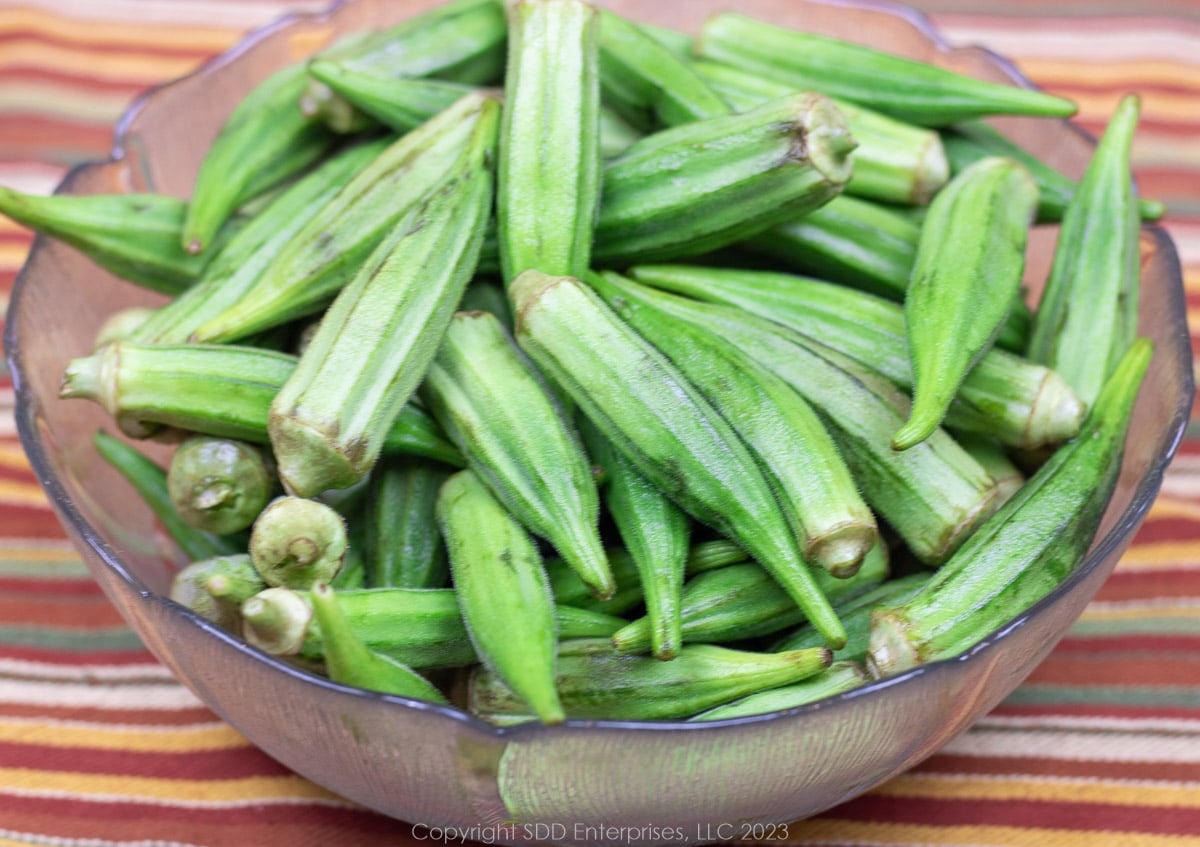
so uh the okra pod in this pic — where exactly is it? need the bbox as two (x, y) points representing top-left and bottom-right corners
(169, 554), (264, 633)
(470, 638), (832, 722)
(1027, 94), (1143, 406)
(167, 436), (276, 535)
(497, 0), (602, 282)
(512, 270), (847, 648)
(248, 496), (347, 589)
(421, 311), (612, 599)
(593, 92), (855, 265)
(94, 308), (156, 350)
(580, 415), (689, 659)
(437, 469), (564, 723)
(268, 97), (498, 497)
(60, 343), (463, 467)
(546, 547), (644, 615)
(869, 338), (1153, 675)
(365, 458), (449, 589)
(308, 63), (481, 134)
(895, 157), (1040, 450)
(458, 279), (513, 331)
(591, 270), (878, 577)
(687, 661), (869, 721)
(696, 12), (1076, 126)
(629, 264), (1084, 451)
(183, 62), (335, 255)
(686, 539), (748, 575)
(957, 434), (1025, 507)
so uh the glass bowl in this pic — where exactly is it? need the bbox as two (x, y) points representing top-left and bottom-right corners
(5, 0), (1192, 843)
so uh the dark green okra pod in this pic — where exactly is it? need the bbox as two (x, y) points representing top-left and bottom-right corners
(546, 547), (643, 615)
(512, 270), (847, 648)
(248, 496), (348, 589)
(437, 469), (565, 723)
(365, 458), (449, 589)
(167, 437), (276, 536)
(1027, 94), (1144, 406)
(695, 12), (1077, 126)
(894, 156), (1040, 450)
(422, 310), (612, 599)
(868, 338), (1153, 676)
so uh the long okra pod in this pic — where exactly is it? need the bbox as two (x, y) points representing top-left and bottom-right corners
(365, 459), (449, 589)
(687, 661), (869, 721)
(894, 157), (1040, 450)
(421, 311), (612, 599)
(696, 12), (1076, 126)
(869, 339), (1153, 676)
(1027, 94), (1143, 406)
(437, 469), (564, 723)
(512, 270), (847, 649)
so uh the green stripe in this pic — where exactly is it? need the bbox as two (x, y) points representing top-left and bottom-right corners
(1005, 685), (1200, 708)
(0, 558), (90, 579)
(1068, 617), (1200, 637)
(0, 626), (143, 652)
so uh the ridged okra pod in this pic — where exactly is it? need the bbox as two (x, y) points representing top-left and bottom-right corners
(688, 661), (869, 721)
(596, 8), (729, 130)
(131, 140), (388, 346)
(93, 431), (238, 563)
(546, 548), (644, 615)
(942, 119), (1164, 223)
(268, 99), (498, 497)
(249, 496), (347, 589)
(579, 415), (689, 659)
(0, 187), (220, 296)
(613, 543), (889, 654)
(686, 539), (748, 575)
(630, 264), (1084, 451)
(308, 64), (481, 134)
(591, 270), (878, 577)
(167, 436), (276, 536)
(895, 157), (1040, 450)
(470, 638), (832, 723)
(593, 92), (855, 265)
(365, 458), (449, 589)
(512, 270), (847, 648)
(696, 13), (1077, 126)
(169, 554), (264, 633)
(437, 469), (564, 723)
(1027, 95), (1144, 406)
(612, 290), (1001, 566)
(308, 582), (449, 703)
(869, 338), (1153, 676)
(182, 62), (334, 255)
(61, 343), (462, 467)
(692, 59), (949, 205)
(192, 93), (499, 344)
(421, 311), (612, 599)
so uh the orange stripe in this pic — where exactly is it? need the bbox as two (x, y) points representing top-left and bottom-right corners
(0, 7), (239, 53)
(873, 772), (1200, 808)
(782, 819), (1193, 847)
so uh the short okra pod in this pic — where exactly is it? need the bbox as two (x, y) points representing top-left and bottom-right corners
(696, 12), (1077, 126)
(169, 554), (264, 633)
(248, 496), (348, 589)
(167, 436), (276, 536)
(687, 661), (869, 721)
(895, 156), (1040, 450)
(512, 270), (847, 648)
(365, 459), (449, 589)
(437, 469), (565, 724)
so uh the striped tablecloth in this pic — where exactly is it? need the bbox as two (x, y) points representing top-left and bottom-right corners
(0, 1), (1198, 845)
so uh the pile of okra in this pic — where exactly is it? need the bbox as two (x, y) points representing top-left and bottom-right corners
(24, 0), (1158, 723)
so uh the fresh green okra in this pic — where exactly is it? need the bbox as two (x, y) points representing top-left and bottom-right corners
(637, 21), (693, 58)
(546, 547), (644, 615)
(422, 310), (612, 599)
(686, 539), (748, 575)
(182, 62), (335, 255)
(593, 92), (855, 265)
(93, 308), (157, 350)
(591, 270), (878, 578)
(612, 542), (888, 654)
(167, 436), (276, 536)
(93, 431), (239, 562)
(869, 339), (1153, 676)
(470, 638), (832, 723)
(497, 0), (602, 283)
(696, 12), (1077, 126)
(308, 582), (449, 704)
(629, 264), (1084, 451)
(248, 496), (348, 588)
(691, 58), (949, 205)
(580, 415), (689, 659)
(191, 92), (499, 344)
(364, 458), (449, 589)
(308, 64), (482, 134)
(512, 270), (847, 648)
(0, 187), (227, 295)
(604, 286), (1001, 566)
(169, 554), (264, 632)
(132, 139), (389, 346)
(894, 157), (1040, 450)
(687, 661), (869, 721)
(956, 434), (1025, 507)
(458, 279), (513, 331)
(596, 7), (729, 131)
(1027, 94), (1143, 407)
(60, 343), (463, 467)
(942, 119), (1164, 223)
(437, 469), (565, 722)
(268, 96), (498, 498)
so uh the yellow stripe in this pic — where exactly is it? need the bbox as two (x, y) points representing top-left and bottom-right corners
(1080, 602), (1200, 622)
(0, 242), (32, 270)
(0, 718), (251, 753)
(779, 819), (1191, 847)
(1143, 496), (1200, 522)
(1019, 57), (1200, 89)
(874, 773), (1200, 808)
(0, 544), (79, 563)
(0, 478), (48, 507)
(0, 766), (343, 804)
(0, 7), (238, 53)
(0, 444), (33, 473)
(0, 40), (206, 81)
(1115, 540), (1200, 569)
(0, 80), (141, 123)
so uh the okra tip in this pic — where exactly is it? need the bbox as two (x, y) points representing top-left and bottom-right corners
(864, 608), (920, 678)
(808, 526), (878, 579)
(241, 587), (312, 656)
(1026, 369), (1087, 449)
(798, 94), (858, 186)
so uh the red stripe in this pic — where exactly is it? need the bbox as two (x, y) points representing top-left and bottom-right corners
(0, 578), (107, 595)
(918, 754), (1200, 783)
(0, 114), (115, 155)
(0, 595), (131, 628)
(1024, 654), (1200, 687)
(0, 505), (76, 538)
(1114, 518), (1200, 545)
(1094, 568), (1200, 600)
(0, 65), (188, 94)
(0, 740), (294, 780)
(1052, 635), (1200, 654)
(992, 703), (1200, 720)
(0, 644), (156, 664)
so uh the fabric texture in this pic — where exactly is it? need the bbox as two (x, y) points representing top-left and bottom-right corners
(0, 1), (1197, 844)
